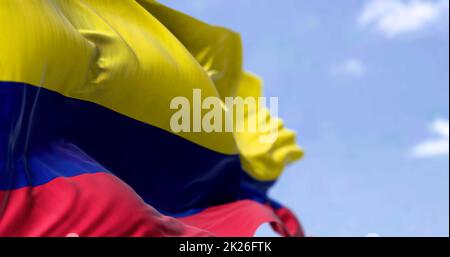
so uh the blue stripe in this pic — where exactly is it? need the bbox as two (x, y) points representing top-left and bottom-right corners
(0, 82), (107, 189)
(0, 81), (242, 215)
(0, 141), (107, 190)
(239, 171), (276, 205)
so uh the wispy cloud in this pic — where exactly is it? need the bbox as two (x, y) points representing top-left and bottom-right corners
(411, 118), (449, 158)
(358, 0), (449, 37)
(331, 58), (365, 78)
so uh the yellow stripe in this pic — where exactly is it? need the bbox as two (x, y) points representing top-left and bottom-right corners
(0, 0), (237, 154)
(139, 0), (243, 99)
(235, 73), (304, 181)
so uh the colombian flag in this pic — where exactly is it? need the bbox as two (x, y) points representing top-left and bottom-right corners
(0, 0), (304, 237)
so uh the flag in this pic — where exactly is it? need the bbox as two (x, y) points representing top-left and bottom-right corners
(0, 0), (304, 237)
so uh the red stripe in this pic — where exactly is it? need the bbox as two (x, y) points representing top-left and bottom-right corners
(0, 172), (303, 237)
(270, 206), (305, 237)
(179, 200), (303, 237)
(0, 173), (209, 237)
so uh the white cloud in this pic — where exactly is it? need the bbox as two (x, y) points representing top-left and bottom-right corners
(411, 118), (449, 158)
(331, 58), (365, 78)
(358, 0), (449, 37)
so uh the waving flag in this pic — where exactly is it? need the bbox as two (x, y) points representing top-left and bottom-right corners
(0, 0), (304, 237)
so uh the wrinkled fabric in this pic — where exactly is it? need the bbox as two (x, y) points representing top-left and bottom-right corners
(0, 0), (304, 237)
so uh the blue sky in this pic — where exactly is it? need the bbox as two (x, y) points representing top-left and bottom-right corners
(158, 0), (449, 236)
